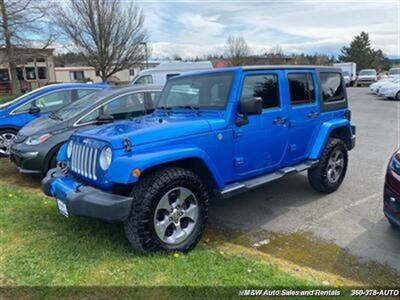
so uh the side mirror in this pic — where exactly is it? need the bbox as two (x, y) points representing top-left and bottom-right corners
(239, 97), (263, 115)
(28, 106), (41, 114)
(96, 114), (114, 124)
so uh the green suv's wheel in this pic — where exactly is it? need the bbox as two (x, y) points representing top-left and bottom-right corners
(308, 138), (348, 193)
(124, 167), (209, 253)
(0, 129), (17, 157)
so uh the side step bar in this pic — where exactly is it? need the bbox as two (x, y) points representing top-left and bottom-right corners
(219, 160), (318, 198)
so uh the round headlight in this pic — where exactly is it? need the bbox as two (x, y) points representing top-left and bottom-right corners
(67, 141), (73, 158)
(99, 147), (112, 170)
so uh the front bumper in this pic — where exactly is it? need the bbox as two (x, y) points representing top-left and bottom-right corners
(381, 90), (397, 98)
(42, 167), (133, 221)
(357, 79), (376, 86)
(10, 143), (47, 175)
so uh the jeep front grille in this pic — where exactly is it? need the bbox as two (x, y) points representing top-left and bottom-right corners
(70, 142), (98, 180)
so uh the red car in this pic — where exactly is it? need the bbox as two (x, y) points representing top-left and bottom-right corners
(384, 149), (400, 228)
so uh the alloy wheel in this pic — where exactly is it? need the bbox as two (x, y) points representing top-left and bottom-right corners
(326, 149), (344, 183)
(0, 132), (16, 156)
(153, 187), (199, 245)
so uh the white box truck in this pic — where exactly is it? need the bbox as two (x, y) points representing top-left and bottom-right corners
(333, 62), (357, 86)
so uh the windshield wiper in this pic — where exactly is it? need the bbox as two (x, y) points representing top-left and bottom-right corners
(157, 106), (172, 111)
(49, 111), (62, 120)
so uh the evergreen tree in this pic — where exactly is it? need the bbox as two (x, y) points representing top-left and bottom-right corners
(339, 32), (391, 71)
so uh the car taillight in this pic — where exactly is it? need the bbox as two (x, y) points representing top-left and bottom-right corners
(390, 151), (400, 175)
(344, 109), (351, 121)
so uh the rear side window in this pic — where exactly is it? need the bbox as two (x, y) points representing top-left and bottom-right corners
(320, 72), (345, 102)
(13, 89), (99, 114)
(241, 74), (280, 109)
(288, 73), (315, 105)
(78, 89), (99, 99)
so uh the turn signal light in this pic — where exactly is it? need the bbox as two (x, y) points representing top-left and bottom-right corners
(132, 168), (141, 177)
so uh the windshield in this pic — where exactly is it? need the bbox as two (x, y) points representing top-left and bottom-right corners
(359, 70), (376, 75)
(157, 72), (233, 110)
(56, 89), (107, 120)
(389, 68), (400, 75)
(342, 71), (350, 76)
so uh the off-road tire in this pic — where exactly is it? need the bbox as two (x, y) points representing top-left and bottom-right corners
(308, 138), (348, 193)
(0, 128), (18, 158)
(124, 167), (209, 253)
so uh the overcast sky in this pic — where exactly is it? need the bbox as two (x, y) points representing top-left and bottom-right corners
(136, 0), (399, 59)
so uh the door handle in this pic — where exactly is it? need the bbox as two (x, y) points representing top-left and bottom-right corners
(307, 111), (320, 119)
(273, 116), (287, 125)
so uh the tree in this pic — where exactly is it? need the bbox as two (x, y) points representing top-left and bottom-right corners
(54, 0), (148, 82)
(224, 35), (250, 66)
(339, 31), (390, 71)
(172, 54), (183, 61)
(0, 0), (54, 93)
(266, 44), (284, 57)
(373, 49), (391, 72)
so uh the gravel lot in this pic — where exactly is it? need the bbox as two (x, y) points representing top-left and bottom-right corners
(210, 87), (400, 276)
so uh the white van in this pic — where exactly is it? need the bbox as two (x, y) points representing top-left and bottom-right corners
(131, 61), (213, 86)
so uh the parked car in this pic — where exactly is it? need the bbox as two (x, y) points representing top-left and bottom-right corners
(377, 80), (400, 100)
(384, 149), (400, 229)
(42, 66), (356, 253)
(356, 69), (377, 86)
(333, 62), (356, 86)
(131, 61), (213, 86)
(370, 77), (400, 95)
(10, 85), (162, 176)
(0, 83), (107, 157)
(388, 67), (400, 78)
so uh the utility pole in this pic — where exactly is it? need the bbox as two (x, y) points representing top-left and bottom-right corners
(140, 42), (149, 69)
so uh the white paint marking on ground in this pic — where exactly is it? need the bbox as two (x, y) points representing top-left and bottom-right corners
(317, 193), (379, 221)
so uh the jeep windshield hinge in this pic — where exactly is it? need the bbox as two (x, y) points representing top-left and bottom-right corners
(123, 138), (132, 152)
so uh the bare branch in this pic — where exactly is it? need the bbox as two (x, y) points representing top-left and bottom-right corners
(224, 35), (250, 66)
(52, 0), (147, 81)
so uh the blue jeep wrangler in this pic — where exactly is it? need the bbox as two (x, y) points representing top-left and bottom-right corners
(42, 66), (356, 253)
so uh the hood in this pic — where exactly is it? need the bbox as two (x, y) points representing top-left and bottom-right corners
(74, 114), (223, 149)
(19, 116), (68, 136)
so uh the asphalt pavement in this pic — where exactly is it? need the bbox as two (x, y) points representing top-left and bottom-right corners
(209, 87), (400, 277)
